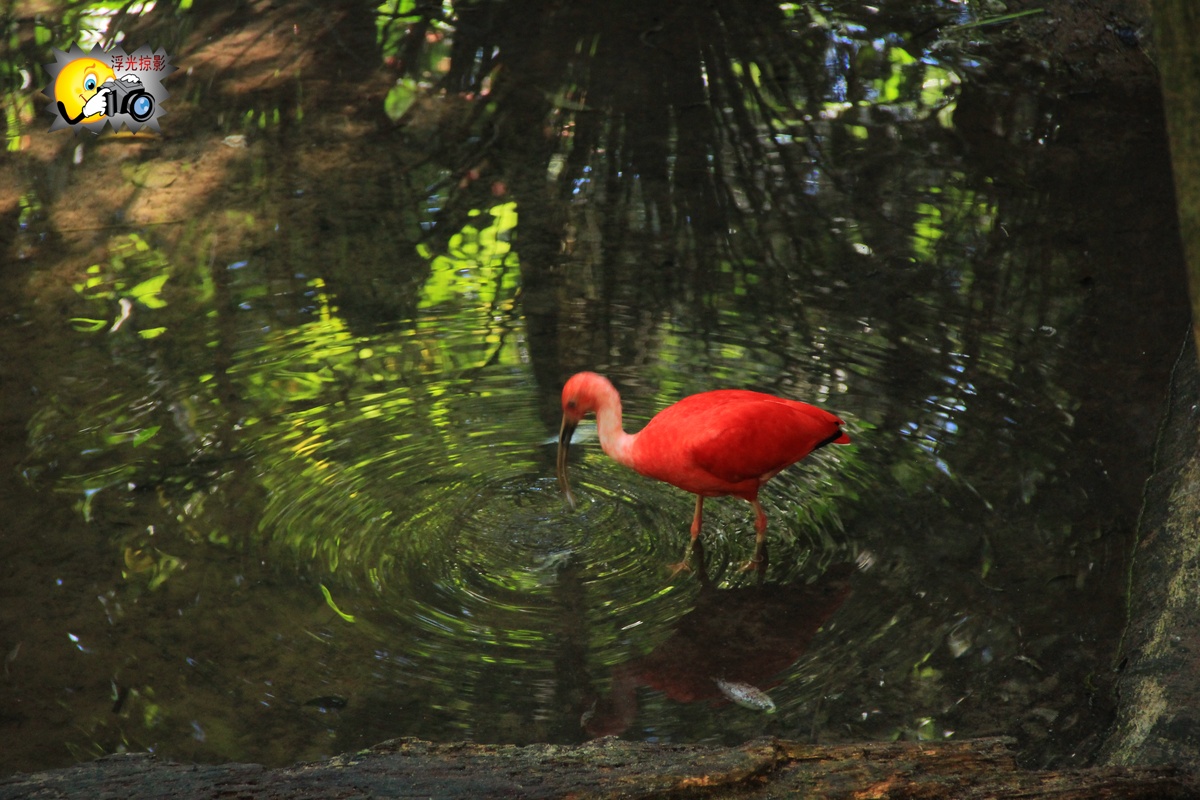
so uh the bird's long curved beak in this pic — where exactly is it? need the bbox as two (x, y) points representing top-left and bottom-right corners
(557, 416), (577, 510)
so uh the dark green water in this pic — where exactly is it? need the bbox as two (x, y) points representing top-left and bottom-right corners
(0, 0), (1187, 776)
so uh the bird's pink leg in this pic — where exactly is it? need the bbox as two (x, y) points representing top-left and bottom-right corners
(668, 496), (705, 577)
(690, 495), (705, 540)
(752, 499), (766, 548)
(739, 498), (769, 573)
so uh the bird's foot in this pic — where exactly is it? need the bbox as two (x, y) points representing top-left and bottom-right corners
(667, 539), (707, 579)
(666, 559), (693, 578)
(738, 543), (768, 574)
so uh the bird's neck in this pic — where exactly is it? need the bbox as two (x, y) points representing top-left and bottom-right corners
(594, 391), (638, 469)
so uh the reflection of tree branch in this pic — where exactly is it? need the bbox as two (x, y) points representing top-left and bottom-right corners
(383, 0), (1100, 493)
(386, 0), (846, 287)
(100, 0), (148, 50)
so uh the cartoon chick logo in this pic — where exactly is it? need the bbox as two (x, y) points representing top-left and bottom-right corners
(44, 44), (174, 134)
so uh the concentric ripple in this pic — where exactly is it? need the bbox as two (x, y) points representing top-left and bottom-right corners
(376, 462), (703, 648)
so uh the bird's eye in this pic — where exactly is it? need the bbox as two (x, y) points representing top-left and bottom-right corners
(566, 399), (577, 409)
(84, 74), (97, 92)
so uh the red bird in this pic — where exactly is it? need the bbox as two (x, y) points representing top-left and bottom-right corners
(556, 372), (850, 569)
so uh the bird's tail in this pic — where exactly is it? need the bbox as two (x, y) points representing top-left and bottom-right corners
(813, 425), (851, 450)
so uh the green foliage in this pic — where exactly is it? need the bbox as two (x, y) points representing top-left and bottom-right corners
(5, 93), (32, 151)
(385, 78), (419, 121)
(376, 0), (455, 61)
(376, 0), (421, 55)
(320, 583), (357, 623)
(420, 202), (519, 311)
(71, 233), (172, 331)
(877, 47), (916, 104)
(123, 546), (184, 590)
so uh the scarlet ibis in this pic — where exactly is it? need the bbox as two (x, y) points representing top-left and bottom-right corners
(556, 372), (850, 569)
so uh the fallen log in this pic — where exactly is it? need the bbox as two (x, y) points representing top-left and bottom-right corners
(1, 736), (1194, 800)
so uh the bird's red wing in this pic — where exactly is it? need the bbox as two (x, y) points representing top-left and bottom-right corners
(632, 391), (846, 495)
(685, 399), (845, 486)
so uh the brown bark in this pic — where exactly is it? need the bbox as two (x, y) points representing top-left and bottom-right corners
(1151, 0), (1200, 358)
(1, 736), (1194, 800)
(1096, 0), (1200, 768)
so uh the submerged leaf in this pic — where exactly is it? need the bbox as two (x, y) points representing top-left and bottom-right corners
(713, 678), (777, 713)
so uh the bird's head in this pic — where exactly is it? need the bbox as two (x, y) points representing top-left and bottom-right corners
(556, 372), (615, 509)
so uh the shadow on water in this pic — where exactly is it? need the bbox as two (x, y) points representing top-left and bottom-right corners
(0, 0), (1188, 776)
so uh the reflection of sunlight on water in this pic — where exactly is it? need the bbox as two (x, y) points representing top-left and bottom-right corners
(27, 252), (870, 657)
(199, 267), (870, 736)
(8, 0), (1158, 766)
(74, 2), (158, 47)
(19, 212), (1037, 756)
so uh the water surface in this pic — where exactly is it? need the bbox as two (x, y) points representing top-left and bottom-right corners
(0, 0), (1187, 775)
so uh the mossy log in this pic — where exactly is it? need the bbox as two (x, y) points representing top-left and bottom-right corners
(2, 735), (1195, 800)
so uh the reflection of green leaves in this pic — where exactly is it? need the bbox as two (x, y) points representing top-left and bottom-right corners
(912, 200), (946, 258)
(385, 78), (419, 121)
(420, 202), (519, 311)
(103, 424), (161, 448)
(320, 583), (357, 623)
(878, 48), (916, 104)
(71, 233), (172, 333)
(131, 426), (161, 447)
(380, 0), (418, 16)
(5, 94), (34, 152)
(377, 0), (421, 54)
(376, 0), (455, 64)
(891, 460), (928, 493)
(69, 317), (108, 332)
(129, 274), (170, 309)
(914, 717), (939, 741)
(233, 284), (360, 405)
(74, 264), (110, 299)
(123, 546), (184, 590)
(792, 428), (871, 544)
(16, 192), (42, 230)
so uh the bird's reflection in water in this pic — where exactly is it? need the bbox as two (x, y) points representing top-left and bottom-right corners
(582, 543), (854, 737)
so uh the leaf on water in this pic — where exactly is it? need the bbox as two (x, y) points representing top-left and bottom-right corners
(320, 583), (357, 623)
(713, 678), (777, 713)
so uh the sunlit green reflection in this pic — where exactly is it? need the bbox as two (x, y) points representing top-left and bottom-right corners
(4, 0), (1153, 773)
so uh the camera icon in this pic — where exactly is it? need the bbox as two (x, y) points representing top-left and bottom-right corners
(102, 75), (155, 122)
